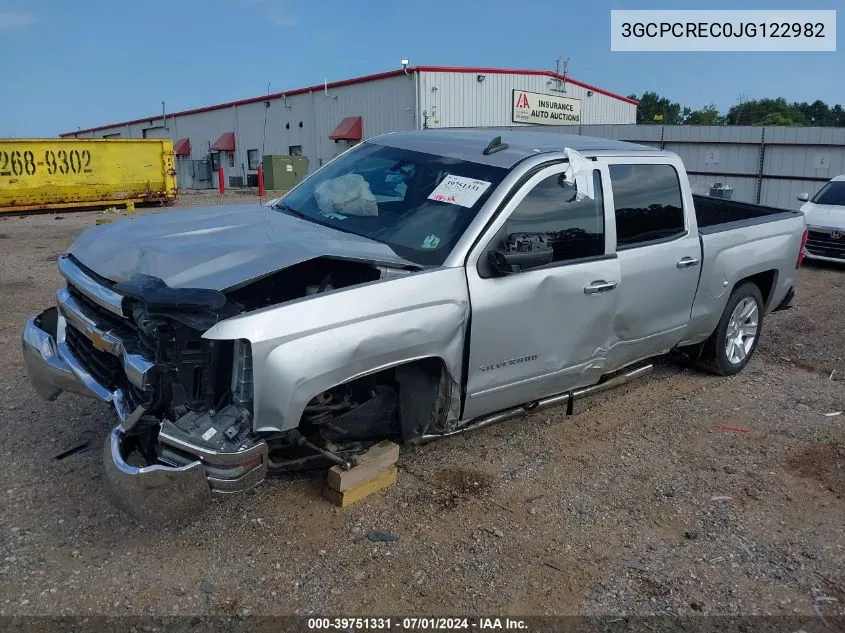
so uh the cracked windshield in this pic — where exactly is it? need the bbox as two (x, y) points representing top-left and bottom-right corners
(276, 142), (507, 265)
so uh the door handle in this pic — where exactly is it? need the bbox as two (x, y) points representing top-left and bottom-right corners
(677, 257), (700, 268)
(584, 280), (618, 295)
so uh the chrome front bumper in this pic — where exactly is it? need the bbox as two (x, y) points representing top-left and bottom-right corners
(103, 427), (213, 523)
(23, 305), (145, 421)
(23, 306), (268, 521)
(22, 308), (93, 401)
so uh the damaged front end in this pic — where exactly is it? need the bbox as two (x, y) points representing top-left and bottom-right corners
(23, 254), (434, 521)
(22, 255), (271, 521)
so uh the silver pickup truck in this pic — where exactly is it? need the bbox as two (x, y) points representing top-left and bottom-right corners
(22, 130), (807, 521)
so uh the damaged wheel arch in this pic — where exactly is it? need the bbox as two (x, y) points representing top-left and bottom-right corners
(297, 356), (462, 446)
(202, 266), (470, 436)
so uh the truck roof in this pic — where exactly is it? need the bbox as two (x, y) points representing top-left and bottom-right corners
(369, 129), (667, 169)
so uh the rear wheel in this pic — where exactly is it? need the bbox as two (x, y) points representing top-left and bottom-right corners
(699, 282), (764, 376)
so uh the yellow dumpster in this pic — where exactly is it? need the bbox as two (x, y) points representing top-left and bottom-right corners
(0, 138), (178, 213)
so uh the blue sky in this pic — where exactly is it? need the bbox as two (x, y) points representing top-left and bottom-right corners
(1, 0), (841, 136)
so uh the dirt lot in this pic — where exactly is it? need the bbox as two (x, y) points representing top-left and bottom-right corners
(0, 197), (843, 620)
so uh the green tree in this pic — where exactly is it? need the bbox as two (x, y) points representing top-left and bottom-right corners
(683, 104), (725, 125)
(629, 92), (845, 126)
(755, 112), (799, 126)
(630, 91), (685, 124)
(799, 100), (833, 125)
(727, 98), (803, 125)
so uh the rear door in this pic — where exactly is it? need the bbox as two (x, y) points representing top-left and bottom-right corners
(601, 158), (702, 371)
(463, 162), (620, 420)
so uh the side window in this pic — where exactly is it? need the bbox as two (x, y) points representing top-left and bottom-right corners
(609, 164), (685, 248)
(498, 169), (604, 270)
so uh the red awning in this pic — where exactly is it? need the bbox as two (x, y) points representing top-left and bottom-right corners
(173, 138), (191, 156)
(210, 132), (235, 151)
(329, 116), (362, 141)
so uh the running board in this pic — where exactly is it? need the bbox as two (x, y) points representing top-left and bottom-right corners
(570, 363), (653, 401)
(416, 364), (654, 445)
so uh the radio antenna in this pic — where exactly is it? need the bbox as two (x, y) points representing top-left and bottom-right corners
(552, 57), (569, 94)
(260, 81), (270, 203)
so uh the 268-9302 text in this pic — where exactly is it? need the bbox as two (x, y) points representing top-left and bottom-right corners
(0, 148), (93, 177)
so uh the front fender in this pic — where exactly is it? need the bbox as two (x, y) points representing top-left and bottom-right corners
(202, 267), (470, 433)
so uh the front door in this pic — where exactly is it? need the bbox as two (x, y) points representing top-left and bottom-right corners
(463, 163), (620, 420)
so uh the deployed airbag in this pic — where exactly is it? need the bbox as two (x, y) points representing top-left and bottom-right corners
(562, 148), (595, 201)
(314, 174), (379, 217)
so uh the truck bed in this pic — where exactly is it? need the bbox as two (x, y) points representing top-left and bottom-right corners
(693, 195), (802, 234)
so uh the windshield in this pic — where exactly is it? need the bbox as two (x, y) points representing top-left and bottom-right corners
(275, 142), (508, 265)
(812, 181), (845, 206)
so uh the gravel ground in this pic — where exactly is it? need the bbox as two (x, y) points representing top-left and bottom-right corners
(0, 199), (843, 620)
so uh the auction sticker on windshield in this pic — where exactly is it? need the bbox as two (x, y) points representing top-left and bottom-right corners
(428, 175), (492, 208)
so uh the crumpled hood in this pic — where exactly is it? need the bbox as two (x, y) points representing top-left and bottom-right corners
(68, 204), (414, 290)
(800, 201), (845, 230)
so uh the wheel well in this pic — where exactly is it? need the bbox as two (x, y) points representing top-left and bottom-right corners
(393, 358), (454, 443)
(735, 270), (776, 308)
(302, 357), (454, 444)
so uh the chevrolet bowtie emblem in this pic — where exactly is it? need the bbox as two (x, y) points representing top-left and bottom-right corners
(87, 328), (111, 352)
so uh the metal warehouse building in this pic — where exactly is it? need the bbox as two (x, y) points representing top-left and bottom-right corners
(61, 65), (637, 189)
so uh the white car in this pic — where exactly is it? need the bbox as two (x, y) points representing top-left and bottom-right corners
(798, 175), (845, 263)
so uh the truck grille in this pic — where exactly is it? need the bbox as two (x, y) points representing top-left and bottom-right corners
(806, 229), (845, 260)
(64, 321), (146, 410)
(57, 257), (156, 414)
(66, 282), (157, 355)
(58, 256), (221, 415)
(66, 283), (129, 333)
(64, 324), (122, 389)
(63, 280), (153, 407)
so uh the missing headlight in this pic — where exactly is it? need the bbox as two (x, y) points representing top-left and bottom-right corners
(231, 338), (254, 416)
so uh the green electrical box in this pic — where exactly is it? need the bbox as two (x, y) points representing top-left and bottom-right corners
(262, 155), (310, 191)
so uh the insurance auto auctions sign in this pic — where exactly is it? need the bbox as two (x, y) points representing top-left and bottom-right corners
(512, 90), (582, 126)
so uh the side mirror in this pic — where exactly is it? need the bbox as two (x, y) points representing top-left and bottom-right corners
(486, 234), (555, 276)
(487, 249), (519, 276)
(797, 193), (810, 202)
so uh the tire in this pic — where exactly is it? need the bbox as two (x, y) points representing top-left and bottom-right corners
(698, 282), (764, 376)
